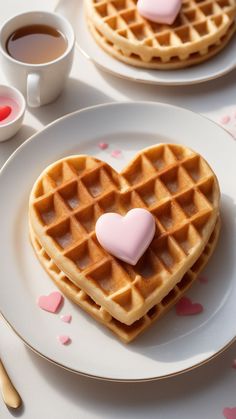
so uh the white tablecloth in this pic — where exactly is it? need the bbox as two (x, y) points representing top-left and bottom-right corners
(0, 1), (236, 418)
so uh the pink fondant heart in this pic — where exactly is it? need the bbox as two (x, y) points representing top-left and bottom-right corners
(111, 149), (122, 158)
(37, 291), (63, 313)
(0, 105), (11, 122)
(137, 0), (181, 25)
(58, 335), (71, 345)
(223, 407), (236, 419)
(61, 314), (72, 323)
(95, 208), (156, 265)
(175, 297), (203, 316)
(98, 142), (108, 150)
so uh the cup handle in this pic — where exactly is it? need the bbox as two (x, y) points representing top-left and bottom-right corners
(27, 73), (41, 108)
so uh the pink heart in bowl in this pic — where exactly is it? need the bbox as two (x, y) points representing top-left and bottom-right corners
(0, 106), (11, 122)
(137, 0), (181, 25)
(37, 291), (63, 313)
(95, 208), (156, 265)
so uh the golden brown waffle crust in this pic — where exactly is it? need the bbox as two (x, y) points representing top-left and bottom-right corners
(88, 18), (236, 69)
(29, 144), (220, 325)
(85, 0), (236, 65)
(29, 219), (220, 343)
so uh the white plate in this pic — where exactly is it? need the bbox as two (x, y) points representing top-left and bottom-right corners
(57, 0), (236, 86)
(0, 102), (236, 382)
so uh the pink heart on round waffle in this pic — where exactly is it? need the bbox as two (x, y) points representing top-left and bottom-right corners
(37, 291), (63, 313)
(95, 208), (156, 265)
(175, 297), (203, 316)
(137, 0), (181, 25)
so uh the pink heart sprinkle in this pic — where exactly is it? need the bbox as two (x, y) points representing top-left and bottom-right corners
(0, 105), (12, 122)
(175, 297), (203, 316)
(37, 291), (63, 313)
(198, 275), (208, 284)
(232, 359), (236, 369)
(98, 142), (108, 150)
(58, 335), (71, 345)
(223, 407), (236, 419)
(220, 115), (231, 125)
(111, 149), (122, 158)
(61, 314), (72, 323)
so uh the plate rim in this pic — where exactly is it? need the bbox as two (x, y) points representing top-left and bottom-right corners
(75, 39), (236, 87)
(0, 100), (234, 174)
(70, 1), (236, 86)
(0, 101), (236, 382)
(2, 310), (236, 382)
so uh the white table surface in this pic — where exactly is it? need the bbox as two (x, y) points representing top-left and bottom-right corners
(0, 1), (236, 418)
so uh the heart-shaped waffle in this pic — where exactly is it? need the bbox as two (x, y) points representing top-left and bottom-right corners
(29, 144), (220, 325)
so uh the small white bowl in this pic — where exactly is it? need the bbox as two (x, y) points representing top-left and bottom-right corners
(0, 85), (25, 142)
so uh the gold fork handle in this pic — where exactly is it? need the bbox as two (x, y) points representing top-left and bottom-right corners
(0, 360), (21, 409)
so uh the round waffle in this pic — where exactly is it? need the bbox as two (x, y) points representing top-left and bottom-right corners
(85, 0), (236, 69)
(29, 144), (220, 326)
(87, 17), (236, 69)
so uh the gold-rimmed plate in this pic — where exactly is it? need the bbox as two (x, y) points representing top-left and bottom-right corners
(0, 102), (236, 381)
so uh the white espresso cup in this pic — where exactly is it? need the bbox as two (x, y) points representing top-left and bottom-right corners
(0, 11), (75, 107)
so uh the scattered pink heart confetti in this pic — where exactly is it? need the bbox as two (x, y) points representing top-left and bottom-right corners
(175, 297), (203, 316)
(223, 407), (236, 419)
(217, 111), (236, 140)
(137, 0), (181, 25)
(61, 314), (72, 323)
(198, 275), (208, 284)
(37, 291), (63, 313)
(98, 142), (108, 150)
(220, 115), (231, 125)
(58, 335), (71, 345)
(232, 359), (236, 369)
(111, 149), (122, 158)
